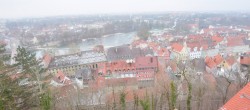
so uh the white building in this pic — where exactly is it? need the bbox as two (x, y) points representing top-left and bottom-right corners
(189, 47), (202, 59)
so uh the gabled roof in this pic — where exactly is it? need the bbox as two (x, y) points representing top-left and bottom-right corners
(214, 54), (223, 65)
(205, 56), (217, 69)
(54, 70), (71, 85)
(220, 82), (250, 110)
(172, 43), (183, 52)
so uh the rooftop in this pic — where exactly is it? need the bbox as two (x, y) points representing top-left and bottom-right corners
(221, 82), (250, 110)
(106, 45), (153, 61)
(49, 50), (107, 68)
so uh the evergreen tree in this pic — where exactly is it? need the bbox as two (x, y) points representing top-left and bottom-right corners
(14, 46), (37, 73)
(120, 91), (126, 110)
(40, 91), (52, 110)
(170, 81), (178, 110)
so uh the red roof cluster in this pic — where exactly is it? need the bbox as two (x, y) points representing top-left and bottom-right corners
(227, 37), (244, 47)
(212, 35), (223, 43)
(221, 82), (250, 110)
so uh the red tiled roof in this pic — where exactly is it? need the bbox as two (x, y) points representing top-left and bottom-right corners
(240, 56), (250, 65)
(55, 70), (71, 85)
(212, 35), (223, 43)
(157, 47), (169, 57)
(172, 43), (183, 52)
(214, 54), (223, 65)
(227, 37), (244, 47)
(205, 56), (217, 69)
(221, 82), (250, 110)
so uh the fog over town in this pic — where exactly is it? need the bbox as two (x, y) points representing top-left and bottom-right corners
(1, 0), (250, 110)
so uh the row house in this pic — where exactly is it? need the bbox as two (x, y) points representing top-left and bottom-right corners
(205, 54), (237, 77)
(47, 50), (107, 76)
(103, 56), (158, 81)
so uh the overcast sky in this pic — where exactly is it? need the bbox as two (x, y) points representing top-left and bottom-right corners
(0, 0), (250, 19)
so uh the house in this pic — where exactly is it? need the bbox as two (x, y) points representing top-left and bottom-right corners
(48, 50), (107, 75)
(205, 56), (218, 74)
(50, 70), (72, 87)
(189, 47), (202, 59)
(171, 42), (189, 61)
(135, 56), (158, 73)
(225, 56), (237, 71)
(214, 54), (224, 67)
(240, 55), (250, 72)
(240, 55), (250, 66)
(220, 82), (250, 110)
(105, 56), (158, 82)
(154, 47), (170, 60)
(135, 56), (158, 83)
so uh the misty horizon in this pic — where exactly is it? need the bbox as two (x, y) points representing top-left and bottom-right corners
(1, 0), (250, 19)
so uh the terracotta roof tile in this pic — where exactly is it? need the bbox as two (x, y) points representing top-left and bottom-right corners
(221, 82), (250, 110)
(227, 37), (244, 47)
(172, 43), (183, 52)
(212, 35), (223, 43)
(205, 56), (217, 69)
(214, 54), (223, 65)
(240, 56), (250, 65)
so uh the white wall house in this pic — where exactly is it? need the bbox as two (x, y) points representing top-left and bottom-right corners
(189, 47), (202, 59)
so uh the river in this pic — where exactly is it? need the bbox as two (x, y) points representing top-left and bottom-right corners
(55, 32), (136, 55)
